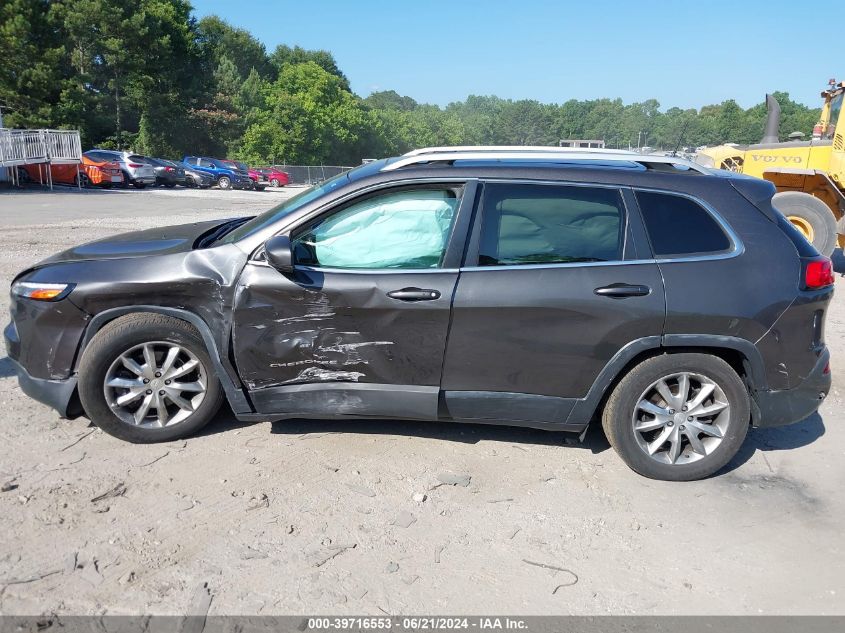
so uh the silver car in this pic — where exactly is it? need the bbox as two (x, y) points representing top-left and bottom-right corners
(84, 149), (157, 189)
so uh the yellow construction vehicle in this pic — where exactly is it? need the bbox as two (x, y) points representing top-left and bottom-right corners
(696, 80), (845, 255)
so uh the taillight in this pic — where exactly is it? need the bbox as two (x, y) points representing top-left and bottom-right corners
(165, 166), (175, 172)
(128, 163), (144, 168)
(805, 257), (835, 289)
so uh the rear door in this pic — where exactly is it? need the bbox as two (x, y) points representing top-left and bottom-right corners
(440, 181), (666, 426)
(231, 181), (476, 420)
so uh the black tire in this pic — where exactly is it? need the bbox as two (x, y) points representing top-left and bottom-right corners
(75, 172), (90, 188)
(78, 313), (224, 443)
(270, 178), (280, 188)
(165, 183), (176, 188)
(772, 191), (837, 256)
(133, 182), (146, 189)
(217, 176), (231, 190)
(601, 353), (749, 481)
(120, 171), (131, 188)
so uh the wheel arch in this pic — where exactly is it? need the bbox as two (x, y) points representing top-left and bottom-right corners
(567, 335), (766, 429)
(78, 306), (253, 414)
(765, 169), (845, 221)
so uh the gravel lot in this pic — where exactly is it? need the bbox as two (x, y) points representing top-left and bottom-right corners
(0, 186), (844, 616)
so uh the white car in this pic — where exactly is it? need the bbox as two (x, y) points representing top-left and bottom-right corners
(84, 149), (157, 189)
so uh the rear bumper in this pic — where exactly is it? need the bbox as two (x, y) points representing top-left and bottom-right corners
(130, 174), (156, 184)
(7, 356), (79, 419)
(753, 347), (831, 427)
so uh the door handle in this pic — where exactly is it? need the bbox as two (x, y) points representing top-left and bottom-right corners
(594, 283), (651, 298)
(387, 287), (441, 301)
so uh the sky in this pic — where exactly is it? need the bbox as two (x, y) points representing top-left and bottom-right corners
(191, 0), (845, 111)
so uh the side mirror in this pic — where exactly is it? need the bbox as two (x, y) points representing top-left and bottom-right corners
(264, 235), (294, 273)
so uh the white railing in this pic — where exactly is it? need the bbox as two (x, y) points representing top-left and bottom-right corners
(0, 129), (82, 167)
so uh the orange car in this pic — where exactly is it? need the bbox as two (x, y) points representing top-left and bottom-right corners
(21, 155), (124, 187)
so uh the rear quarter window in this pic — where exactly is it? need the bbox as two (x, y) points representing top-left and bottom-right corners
(635, 191), (731, 257)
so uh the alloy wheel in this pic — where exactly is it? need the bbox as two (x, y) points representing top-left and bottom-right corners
(631, 372), (730, 465)
(104, 342), (208, 428)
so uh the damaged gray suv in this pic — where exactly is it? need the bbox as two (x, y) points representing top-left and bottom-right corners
(5, 147), (834, 480)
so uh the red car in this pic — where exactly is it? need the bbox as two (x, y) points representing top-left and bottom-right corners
(255, 167), (290, 187)
(21, 155), (124, 187)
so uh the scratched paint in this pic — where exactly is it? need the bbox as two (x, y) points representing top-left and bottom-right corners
(231, 264), (457, 391)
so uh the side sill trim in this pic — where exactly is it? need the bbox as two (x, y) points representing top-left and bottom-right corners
(249, 382), (438, 420)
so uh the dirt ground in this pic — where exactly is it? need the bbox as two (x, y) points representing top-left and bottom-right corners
(0, 186), (844, 616)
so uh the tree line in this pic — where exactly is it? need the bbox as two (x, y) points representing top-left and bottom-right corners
(1, 0), (823, 165)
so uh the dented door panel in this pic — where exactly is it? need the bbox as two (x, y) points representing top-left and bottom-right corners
(231, 264), (458, 407)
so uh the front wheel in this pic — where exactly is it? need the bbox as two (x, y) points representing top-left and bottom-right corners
(217, 176), (231, 190)
(78, 314), (224, 443)
(133, 182), (146, 189)
(601, 353), (749, 481)
(772, 191), (837, 256)
(270, 178), (280, 188)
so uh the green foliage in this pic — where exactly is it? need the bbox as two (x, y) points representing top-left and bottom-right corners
(241, 62), (367, 165)
(269, 45), (350, 91)
(2, 5), (825, 164)
(196, 15), (270, 79)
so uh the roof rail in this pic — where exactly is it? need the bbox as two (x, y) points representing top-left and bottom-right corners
(403, 145), (635, 156)
(383, 148), (710, 174)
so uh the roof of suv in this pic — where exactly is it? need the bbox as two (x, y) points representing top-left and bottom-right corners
(344, 146), (766, 190)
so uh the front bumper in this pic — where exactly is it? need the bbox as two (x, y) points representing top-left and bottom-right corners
(753, 347), (831, 427)
(7, 356), (79, 418)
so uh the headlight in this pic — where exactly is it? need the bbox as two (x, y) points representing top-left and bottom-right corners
(11, 281), (74, 301)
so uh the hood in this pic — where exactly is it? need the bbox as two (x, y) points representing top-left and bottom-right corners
(38, 219), (230, 265)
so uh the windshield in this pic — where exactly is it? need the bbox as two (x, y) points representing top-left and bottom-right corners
(221, 160), (248, 171)
(218, 159), (394, 243)
(826, 92), (843, 139)
(219, 170), (352, 243)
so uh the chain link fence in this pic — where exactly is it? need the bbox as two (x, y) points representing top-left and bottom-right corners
(271, 164), (354, 185)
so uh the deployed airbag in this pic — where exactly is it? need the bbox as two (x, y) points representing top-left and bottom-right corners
(302, 190), (457, 269)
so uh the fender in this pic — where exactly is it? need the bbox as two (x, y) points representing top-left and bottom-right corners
(565, 334), (767, 429)
(79, 305), (253, 414)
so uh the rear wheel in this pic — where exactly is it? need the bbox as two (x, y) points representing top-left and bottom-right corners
(601, 353), (749, 481)
(772, 191), (837, 256)
(75, 172), (90, 188)
(78, 314), (224, 443)
(270, 178), (280, 188)
(217, 176), (231, 190)
(133, 182), (146, 189)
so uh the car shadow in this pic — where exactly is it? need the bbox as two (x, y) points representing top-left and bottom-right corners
(718, 412), (826, 475)
(270, 417), (612, 452)
(0, 356), (17, 379)
(1, 183), (134, 195)
(196, 405), (611, 452)
(188, 401), (826, 469)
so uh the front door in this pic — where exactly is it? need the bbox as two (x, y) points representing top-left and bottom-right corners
(231, 182), (472, 420)
(440, 181), (666, 426)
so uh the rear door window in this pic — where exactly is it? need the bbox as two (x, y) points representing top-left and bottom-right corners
(635, 191), (731, 257)
(477, 183), (625, 266)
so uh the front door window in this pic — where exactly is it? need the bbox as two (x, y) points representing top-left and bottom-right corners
(292, 188), (460, 270)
